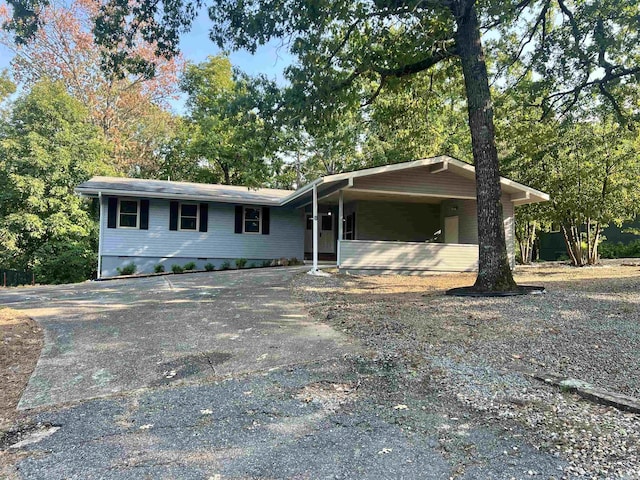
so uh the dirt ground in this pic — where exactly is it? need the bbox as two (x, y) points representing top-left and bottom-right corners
(0, 307), (43, 430)
(296, 261), (640, 478)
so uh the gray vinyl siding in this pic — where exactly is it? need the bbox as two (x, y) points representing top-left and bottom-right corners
(100, 198), (304, 273)
(339, 241), (479, 272)
(355, 201), (440, 242)
(441, 196), (516, 266)
(353, 166), (477, 198)
(440, 199), (478, 244)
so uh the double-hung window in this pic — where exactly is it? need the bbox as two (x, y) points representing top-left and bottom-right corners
(118, 199), (139, 228)
(243, 207), (261, 234)
(179, 203), (199, 231)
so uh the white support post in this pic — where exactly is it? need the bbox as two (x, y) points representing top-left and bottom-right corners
(312, 183), (319, 273)
(337, 189), (343, 267)
(97, 192), (104, 280)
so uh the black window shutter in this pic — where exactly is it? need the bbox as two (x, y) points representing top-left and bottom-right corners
(140, 200), (149, 230)
(234, 206), (243, 233)
(262, 207), (270, 235)
(199, 203), (208, 232)
(169, 201), (179, 231)
(107, 197), (118, 228)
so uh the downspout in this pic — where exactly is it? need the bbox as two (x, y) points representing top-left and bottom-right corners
(97, 192), (104, 279)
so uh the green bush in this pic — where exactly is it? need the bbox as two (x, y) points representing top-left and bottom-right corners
(32, 241), (96, 284)
(204, 262), (215, 271)
(171, 264), (184, 274)
(600, 240), (640, 259)
(249, 262), (256, 268)
(221, 260), (231, 270)
(235, 258), (247, 269)
(117, 262), (137, 276)
(261, 260), (272, 268)
(154, 264), (165, 273)
(288, 257), (303, 266)
(183, 261), (196, 271)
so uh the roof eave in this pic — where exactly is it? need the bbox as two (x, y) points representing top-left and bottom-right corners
(75, 187), (284, 206)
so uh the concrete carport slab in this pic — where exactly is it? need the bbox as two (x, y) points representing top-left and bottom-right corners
(0, 267), (354, 409)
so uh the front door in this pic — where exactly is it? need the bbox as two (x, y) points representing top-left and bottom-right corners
(319, 214), (335, 254)
(305, 214), (335, 254)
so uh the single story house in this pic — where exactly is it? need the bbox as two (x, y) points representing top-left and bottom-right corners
(75, 156), (549, 278)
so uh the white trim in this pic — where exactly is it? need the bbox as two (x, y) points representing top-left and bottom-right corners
(346, 188), (476, 200)
(76, 188), (284, 206)
(97, 192), (104, 279)
(285, 156), (549, 205)
(337, 190), (343, 267)
(280, 178), (323, 206)
(341, 239), (478, 247)
(242, 206), (262, 234)
(312, 183), (318, 272)
(430, 161), (448, 174)
(117, 198), (140, 229)
(178, 202), (200, 231)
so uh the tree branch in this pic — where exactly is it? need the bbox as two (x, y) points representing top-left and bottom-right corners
(371, 45), (456, 78)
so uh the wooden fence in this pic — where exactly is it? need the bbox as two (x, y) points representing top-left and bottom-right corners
(1, 269), (35, 287)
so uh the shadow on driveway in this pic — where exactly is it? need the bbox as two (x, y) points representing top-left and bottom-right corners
(0, 267), (355, 409)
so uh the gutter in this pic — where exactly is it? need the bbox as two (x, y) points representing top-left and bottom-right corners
(75, 188), (285, 207)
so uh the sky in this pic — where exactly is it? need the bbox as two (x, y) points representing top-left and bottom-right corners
(0, 4), (294, 113)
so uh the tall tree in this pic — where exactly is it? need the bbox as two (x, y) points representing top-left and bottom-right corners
(502, 113), (640, 266)
(180, 55), (283, 185)
(362, 64), (471, 166)
(7, 0), (640, 290)
(1, 0), (183, 173)
(0, 80), (114, 283)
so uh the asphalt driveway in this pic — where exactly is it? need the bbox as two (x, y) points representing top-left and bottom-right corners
(0, 267), (353, 409)
(1, 267), (567, 479)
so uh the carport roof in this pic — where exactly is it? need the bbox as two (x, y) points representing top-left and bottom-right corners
(76, 156), (549, 207)
(280, 155), (550, 207)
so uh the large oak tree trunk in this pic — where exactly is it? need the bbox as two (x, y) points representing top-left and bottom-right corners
(454, 3), (517, 291)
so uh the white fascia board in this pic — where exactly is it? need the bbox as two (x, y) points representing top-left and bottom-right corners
(278, 177), (324, 205)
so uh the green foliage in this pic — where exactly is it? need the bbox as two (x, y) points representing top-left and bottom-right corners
(183, 261), (196, 270)
(600, 241), (640, 259)
(0, 70), (16, 104)
(362, 65), (471, 166)
(171, 264), (184, 274)
(179, 56), (282, 186)
(117, 262), (137, 276)
(33, 241), (96, 284)
(261, 260), (272, 268)
(154, 264), (165, 273)
(0, 80), (113, 281)
(500, 98), (640, 266)
(288, 257), (302, 266)
(204, 262), (215, 271)
(220, 260), (231, 270)
(235, 258), (247, 269)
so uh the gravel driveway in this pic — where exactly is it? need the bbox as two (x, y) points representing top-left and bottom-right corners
(296, 263), (640, 479)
